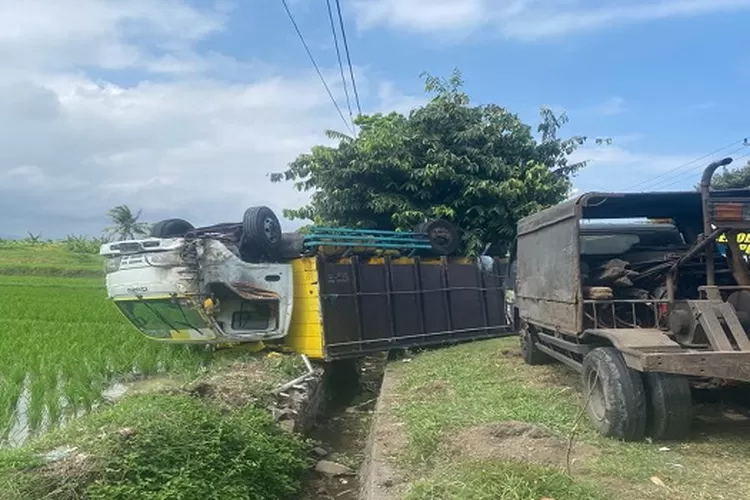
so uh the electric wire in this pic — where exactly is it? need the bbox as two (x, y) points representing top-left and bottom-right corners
(334, 0), (362, 116)
(325, 0), (354, 128)
(622, 138), (748, 191)
(281, 0), (354, 135)
(648, 143), (750, 191)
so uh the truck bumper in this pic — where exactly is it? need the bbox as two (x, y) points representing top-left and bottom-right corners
(623, 350), (750, 382)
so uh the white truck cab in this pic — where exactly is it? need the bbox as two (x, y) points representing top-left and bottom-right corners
(100, 209), (294, 344)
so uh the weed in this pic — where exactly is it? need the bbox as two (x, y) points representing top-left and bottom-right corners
(406, 460), (603, 500)
(0, 394), (310, 500)
(63, 235), (107, 255)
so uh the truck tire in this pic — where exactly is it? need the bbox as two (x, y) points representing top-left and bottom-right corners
(240, 206), (282, 257)
(150, 218), (194, 238)
(520, 323), (552, 365)
(423, 219), (460, 255)
(582, 347), (647, 441)
(643, 372), (692, 441)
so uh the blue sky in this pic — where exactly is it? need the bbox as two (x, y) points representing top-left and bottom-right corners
(1, 0), (749, 238)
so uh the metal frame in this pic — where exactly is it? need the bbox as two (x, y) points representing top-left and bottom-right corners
(303, 226), (434, 251)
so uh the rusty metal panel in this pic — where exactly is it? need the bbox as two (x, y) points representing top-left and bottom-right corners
(516, 210), (581, 334)
(318, 256), (513, 360)
(584, 328), (682, 353)
(638, 352), (750, 382)
(517, 197), (580, 237)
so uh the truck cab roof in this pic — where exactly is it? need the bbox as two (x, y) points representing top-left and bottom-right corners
(519, 188), (750, 239)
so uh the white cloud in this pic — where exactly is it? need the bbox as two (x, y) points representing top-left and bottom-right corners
(0, 0), (421, 239)
(569, 143), (706, 193)
(354, 0), (487, 33)
(589, 97), (626, 116)
(375, 81), (428, 115)
(352, 0), (750, 40)
(0, 74), (340, 237)
(0, 0), (228, 72)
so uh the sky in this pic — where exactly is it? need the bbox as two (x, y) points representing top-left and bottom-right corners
(1, 0), (750, 239)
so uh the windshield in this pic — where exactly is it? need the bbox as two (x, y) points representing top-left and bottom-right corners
(580, 224), (685, 256)
(116, 298), (208, 338)
(580, 234), (641, 255)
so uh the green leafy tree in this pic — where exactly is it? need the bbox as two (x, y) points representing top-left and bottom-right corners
(272, 69), (605, 255)
(710, 159), (750, 189)
(106, 205), (150, 241)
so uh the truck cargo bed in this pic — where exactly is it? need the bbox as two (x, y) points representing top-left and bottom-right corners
(287, 255), (514, 360)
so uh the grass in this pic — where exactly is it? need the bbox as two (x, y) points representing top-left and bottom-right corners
(405, 461), (603, 500)
(0, 393), (310, 500)
(0, 241), (103, 277)
(387, 338), (750, 500)
(0, 243), (211, 445)
(0, 240), (315, 498)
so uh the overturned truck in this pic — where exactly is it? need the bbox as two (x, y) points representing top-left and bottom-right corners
(100, 211), (513, 361)
(508, 158), (750, 441)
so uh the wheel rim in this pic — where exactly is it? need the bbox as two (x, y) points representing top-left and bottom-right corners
(263, 217), (279, 243)
(586, 370), (606, 421)
(430, 227), (450, 245)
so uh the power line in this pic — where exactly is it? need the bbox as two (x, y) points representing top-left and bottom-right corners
(654, 148), (750, 191)
(649, 143), (750, 191)
(281, 0), (354, 135)
(334, 0), (362, 116)
(325, 0), (354, 128)
(622, 138), (747, 191)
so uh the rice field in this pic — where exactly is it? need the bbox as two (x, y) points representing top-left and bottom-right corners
(0, 242), (211, 446)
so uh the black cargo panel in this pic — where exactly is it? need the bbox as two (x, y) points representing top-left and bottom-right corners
(319, 256), (513, 360)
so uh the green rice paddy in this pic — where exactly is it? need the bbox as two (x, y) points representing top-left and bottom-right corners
(0, 242), (211, 445)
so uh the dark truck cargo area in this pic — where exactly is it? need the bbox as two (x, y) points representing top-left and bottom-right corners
(317, 255), (513, 359)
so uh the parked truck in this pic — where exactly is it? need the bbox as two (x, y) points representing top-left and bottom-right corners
(507, 158), (750, 441)
(100, 210), (513, 361)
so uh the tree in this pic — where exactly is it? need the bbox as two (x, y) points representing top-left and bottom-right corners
(106, 205), (150, 241)
(709, 159), (750, 189)
(271, 69), (603, 255)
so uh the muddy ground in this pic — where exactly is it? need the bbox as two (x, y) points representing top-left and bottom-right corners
(299, 355), (387, 500)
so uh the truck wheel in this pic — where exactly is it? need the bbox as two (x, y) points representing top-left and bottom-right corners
(643, 372), (692, 441)
(423, 219), (460, 255)
(520, 323), (552, 365)
(241, 206), (282, 257)
(582, 347), (647, 441)
(150, 218), (194, 238)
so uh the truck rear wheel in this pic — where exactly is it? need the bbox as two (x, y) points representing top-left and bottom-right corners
(520, 323), (552, 365)
(643, 372), (692, 441)
(240, 206), (282, 258)
(423, 219), (459, 255)
(582, 347), (647, 441)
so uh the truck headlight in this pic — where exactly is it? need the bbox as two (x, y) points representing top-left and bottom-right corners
(145, 252), (183, 267)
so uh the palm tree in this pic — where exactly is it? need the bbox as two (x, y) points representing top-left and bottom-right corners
(106, 205), (150, 241)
